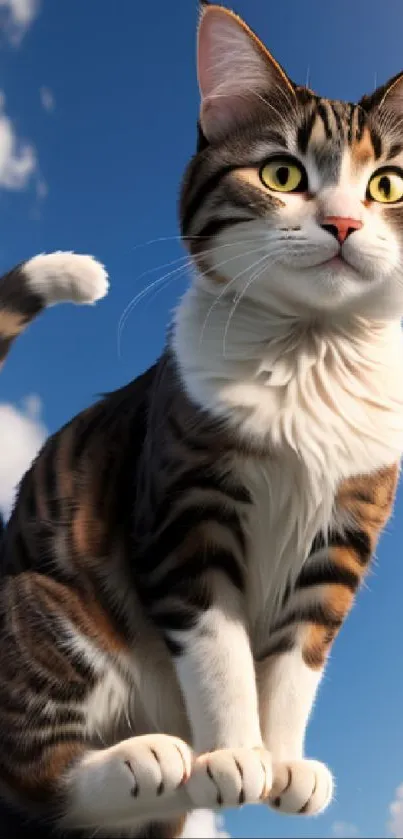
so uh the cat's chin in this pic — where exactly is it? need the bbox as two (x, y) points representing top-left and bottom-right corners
(259, 259), (373, 314)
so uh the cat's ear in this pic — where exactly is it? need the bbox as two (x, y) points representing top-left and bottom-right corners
(197, 4), (295, 142)
(379, 72), (403, 111)
(360, 71), (403, 114)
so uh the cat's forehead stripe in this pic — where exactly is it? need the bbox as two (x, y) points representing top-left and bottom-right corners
(351, 127), (377, 167)
(296, 95), (383, 179)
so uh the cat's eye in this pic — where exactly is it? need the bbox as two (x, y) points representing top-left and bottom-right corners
(259, 157), (307, 194)
(367, 167), (403, 204)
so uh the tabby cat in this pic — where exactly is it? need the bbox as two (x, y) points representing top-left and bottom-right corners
(1, 3), (403, 837)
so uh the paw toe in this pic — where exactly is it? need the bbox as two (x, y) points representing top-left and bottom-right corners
(269, 760), (333, 816)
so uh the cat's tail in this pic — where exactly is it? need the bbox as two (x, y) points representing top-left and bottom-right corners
(0, 252), (109, 369)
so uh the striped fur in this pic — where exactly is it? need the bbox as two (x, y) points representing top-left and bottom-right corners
(0, 252), (108, 369)
(2, 4), (403, 835)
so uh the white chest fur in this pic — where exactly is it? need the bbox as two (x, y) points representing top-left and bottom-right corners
(238, 454), (324, 638)
(175, 291), (403, 646)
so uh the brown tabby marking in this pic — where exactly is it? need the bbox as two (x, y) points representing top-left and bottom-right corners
(351, 125), (377, 167)
(302, 463), (399, 669)
(0, 310), (23, 338)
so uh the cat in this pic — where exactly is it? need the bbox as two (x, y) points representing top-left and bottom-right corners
(1, 2), (403, 837)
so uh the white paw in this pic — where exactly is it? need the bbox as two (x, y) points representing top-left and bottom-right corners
(117, 734), (193, 801)
(24, 251), (109, 306)
(186, 747), (272, 809)
(67, 734), (194, 828)
(268, 760), (333, 816)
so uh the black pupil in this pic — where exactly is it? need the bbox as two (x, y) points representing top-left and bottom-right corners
(379, 175), (391, 198)
(277, 166), (290, 186)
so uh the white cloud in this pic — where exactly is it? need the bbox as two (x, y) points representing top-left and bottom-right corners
(0, 0), (39, 44)
(0, 396), (47, 520)
(181, 810), (230, 839)
(389, 784), (403, 838)
(0, 92), (37, 189)
(331, 823), (360, 838)
(39, 86), (55, 112)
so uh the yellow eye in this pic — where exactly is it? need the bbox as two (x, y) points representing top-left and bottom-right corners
(367, 168), (403, 203)
(259, 157), (306, 193)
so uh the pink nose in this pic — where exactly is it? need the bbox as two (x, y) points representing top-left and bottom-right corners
(321, 216), (363, 245)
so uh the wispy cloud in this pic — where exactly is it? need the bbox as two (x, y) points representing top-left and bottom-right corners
(0, 0), (40, 44)
(331, 822), (360, 838)
(181, 810), (230, 839)
(0, 395), (47, 520)
(0, 92), (37, 189)
(389, 783), (403, 838)
(39, 86), (55, 113)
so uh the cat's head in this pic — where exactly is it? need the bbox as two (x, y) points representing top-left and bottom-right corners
(180, 3), (403, 320)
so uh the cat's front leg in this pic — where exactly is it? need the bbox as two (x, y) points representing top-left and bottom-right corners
(256, 463), (399, 817)
(256, 643), (333, 816)
(153, 572), (272, 810)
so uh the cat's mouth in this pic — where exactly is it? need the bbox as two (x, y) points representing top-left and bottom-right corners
(318, 253), (361, 275)
(324, 255), (348, 268)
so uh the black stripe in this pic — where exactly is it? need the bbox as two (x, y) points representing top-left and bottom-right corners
(195, 217), (251, 241)
(141, 546), (244, 602)
(0, 264), (43, 317)
(156, 467), (251, 522)
(356, 107), (366, 141)
(309, 531), (326, 555)
(316, 102), (332, 139)
(182, 164), (239, 235)
(271, 602), (343, 636)
(347, 104), (355, 144)
(139, 503), (246, 574)
(164, 635), (183, 655)
(295, 562), (360, 593)
(330, 528), (371, 565)
(255, 634), (294, 662)
(43, 707), (85, 726)
(219, 475), (251, 505)
(331, 103), (344, 137)
(0, 730), (84, 763)
(168, 414), (212, 454)
(310, 527), (371, 565)
(297, 110), (316, 154)
(370, 129), (382, 159)
(152, 606), (199, 634)
(24, 668), (89, 703)
(206, 546), (245, 591)
(389, 142), (403, 159)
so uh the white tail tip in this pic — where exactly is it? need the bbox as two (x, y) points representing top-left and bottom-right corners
(23, 251), (109, 306)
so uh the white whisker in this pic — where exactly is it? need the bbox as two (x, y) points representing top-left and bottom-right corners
(117, 237), (268, 356)
(198, 245), (270, 348)
(222, 252), (279, 357)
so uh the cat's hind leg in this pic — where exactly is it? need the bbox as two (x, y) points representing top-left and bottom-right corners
(0, 573), (194, 837)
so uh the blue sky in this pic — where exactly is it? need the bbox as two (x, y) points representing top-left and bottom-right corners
(1, 0), (403, 836)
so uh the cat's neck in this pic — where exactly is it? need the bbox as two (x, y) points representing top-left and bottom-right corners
(173, 282), (403, 481)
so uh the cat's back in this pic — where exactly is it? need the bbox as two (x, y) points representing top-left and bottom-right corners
(2, 363), (157, 580)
